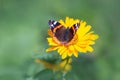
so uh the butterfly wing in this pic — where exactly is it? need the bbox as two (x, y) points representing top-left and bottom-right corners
(70, 23), (80, 34)
(48, 20), (62, 32)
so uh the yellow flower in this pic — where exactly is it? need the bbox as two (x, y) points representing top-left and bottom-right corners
(46, 17), (99, 59)
(35, 58), (72, 72)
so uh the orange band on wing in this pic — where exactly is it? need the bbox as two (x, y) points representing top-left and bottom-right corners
(53, 25), (63, 33)
(71, 26), (76, 34)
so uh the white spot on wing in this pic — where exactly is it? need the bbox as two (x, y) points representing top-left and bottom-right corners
(50, 24), (54, 27)
(75, 24), (78, 29)
(53, 21), (57, 25)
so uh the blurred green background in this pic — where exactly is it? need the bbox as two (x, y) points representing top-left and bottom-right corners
(0, 0), (120, 80)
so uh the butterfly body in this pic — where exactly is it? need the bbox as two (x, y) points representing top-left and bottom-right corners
(48, 20), (80, 44)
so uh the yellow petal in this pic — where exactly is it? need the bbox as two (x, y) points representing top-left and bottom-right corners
(62, 52), (67, 59)
(78, 24), (91, 38)
(68, 45), (77, 56)
(69, 18), (74, 27)
(47, 38), (58, 46)
(78, 38), (95, 46)
(46, 47), (58, 52)
(68, 45), (74, 52)
(74, 45), (86, 53)
(75, 19), (80, 23)
(59, 19), (65, 26)
(91, 34), (99, 40)
(58, 46), (64, 53)
(86, 46), (94, 52)
(88, 41), (95, 45)
(81, 31), (93, 40)
(78, 21), (86, 32)
(73, 50), (78, 57)
(65, 17), (70, 27)
(58, 46), (67, 55)
(83, 25), (91, 35)
(67, 50), (72, 57)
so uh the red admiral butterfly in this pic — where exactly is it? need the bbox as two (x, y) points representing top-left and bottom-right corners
(48, 20), (80, 44)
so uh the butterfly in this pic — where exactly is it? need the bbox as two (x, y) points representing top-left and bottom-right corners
(48, 20), (80, 44)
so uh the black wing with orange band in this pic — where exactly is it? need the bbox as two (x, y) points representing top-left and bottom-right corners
(69, 23), (80, 35)
(48, 20), (63, 33)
